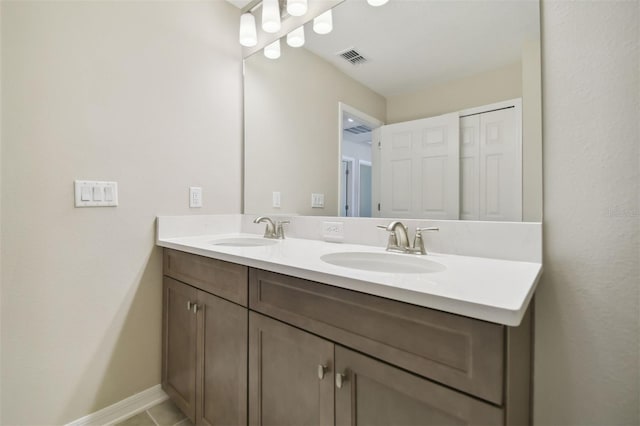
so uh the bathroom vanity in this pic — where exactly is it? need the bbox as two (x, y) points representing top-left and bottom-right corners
(159, 222), (540, 426)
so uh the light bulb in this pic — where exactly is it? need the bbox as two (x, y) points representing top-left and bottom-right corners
(367, 0), (389, 5)
(264, 39), (281, 59)
(239, 13), (257, 47)
(262, 0), (281, 33)
(286, 26), (305, 48)
(287, 0), (308, 17)
(313, 9), (333, 35)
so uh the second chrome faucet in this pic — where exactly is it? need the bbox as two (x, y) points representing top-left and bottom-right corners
(377, 221), (439, 255)
(254, 216), (289, 239)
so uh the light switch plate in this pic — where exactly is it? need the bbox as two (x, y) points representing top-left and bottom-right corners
(322, 221), (344, 242)
(311, 193), (325, 208)
(189, 187), (202, 208)
(74, 180), (118, 207)
(272, 191), (281, 208)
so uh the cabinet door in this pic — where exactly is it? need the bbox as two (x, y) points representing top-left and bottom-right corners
(335, 346), (503, 426)
(197, 290), (248, 426)
(163, 277), (198, 422)
(249, 312), (334, 426)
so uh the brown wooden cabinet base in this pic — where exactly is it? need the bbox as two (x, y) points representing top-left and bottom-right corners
(162, 249), (532, 426)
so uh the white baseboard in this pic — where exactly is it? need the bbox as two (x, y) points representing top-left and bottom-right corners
(66, 384), (169, 426)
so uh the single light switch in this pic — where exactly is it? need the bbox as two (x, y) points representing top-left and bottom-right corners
(104, 186), (114, 202)
(81, 186), (91, 201)
(272, 191), (281, 208)
(92, 186), (103, 201)
(190, 187), (202, 208)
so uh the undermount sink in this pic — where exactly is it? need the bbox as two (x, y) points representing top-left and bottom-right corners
(210, 237), (278, 247)
(320, 252), (446, 274)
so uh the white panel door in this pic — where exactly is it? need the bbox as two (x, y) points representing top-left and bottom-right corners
(380, 113), (459, 219)
(459, 115), (480, 220)
(479, 107), (521, 221)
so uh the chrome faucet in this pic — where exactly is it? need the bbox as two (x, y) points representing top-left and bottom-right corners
(377, 221), (439, 255)
(254, 216), (289, 239)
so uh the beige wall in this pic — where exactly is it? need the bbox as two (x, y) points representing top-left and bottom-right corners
(536, 1), (639, 424)
(522, 41), (543, 222)
(386, 62), (523, 124)
(0, 1), (242, 424)
(244, 43), (386, 216)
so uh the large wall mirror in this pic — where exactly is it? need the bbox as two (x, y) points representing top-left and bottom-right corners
(244, 0), (541, 222)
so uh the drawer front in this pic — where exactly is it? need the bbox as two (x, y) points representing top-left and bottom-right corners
(249, 268), (504, 404)
(164, 249), (248, 306)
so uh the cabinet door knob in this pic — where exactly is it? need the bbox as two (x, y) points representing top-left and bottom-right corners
(187, 301), (192, 311)
(192, 303), (199, 314)
(318, 364), (327, 380)
(336, 372), (347, 389)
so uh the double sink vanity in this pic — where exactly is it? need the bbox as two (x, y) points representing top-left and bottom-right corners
(156, 214), (542, 426)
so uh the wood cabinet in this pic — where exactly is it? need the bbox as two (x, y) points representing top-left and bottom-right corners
(162, 249), (532, 425)
(334, 346), (502, 426)
(162, 250), (248, 426)
(248, 312), (333, 426)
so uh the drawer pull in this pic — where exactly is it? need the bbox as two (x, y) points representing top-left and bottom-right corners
(318, 364), (327, 380)
(336, 372), (347, 389)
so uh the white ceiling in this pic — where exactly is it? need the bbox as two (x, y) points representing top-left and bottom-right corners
(300, 0), (540, 97)
(226, 0), (253, 9)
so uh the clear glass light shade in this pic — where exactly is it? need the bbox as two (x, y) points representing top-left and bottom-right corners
(264, 39), (281, 59)
(287, 0), (308, 17)
(367, 0), (389, 6)
(286, 26), (305, 47)
(262, 0), (281, 33)
(239, 13), (257, 47)
(313, 10), (333, 35)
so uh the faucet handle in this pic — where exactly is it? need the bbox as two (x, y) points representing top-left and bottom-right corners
(275, 220), (289, 239)
(415, 227), (439, 234)
(377, 224), (401, 250)
(413, 227), (439, 255)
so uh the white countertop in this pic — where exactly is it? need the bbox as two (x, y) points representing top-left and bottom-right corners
(157, 232), (542, 326)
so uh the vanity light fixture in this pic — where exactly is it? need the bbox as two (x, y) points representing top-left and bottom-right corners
(367, 0), (389, 6)
(264, 39), (281, 59)
(239, 13), (258, 47)
(262, 0), (281, 33)
(313, 9), (333, 35)
(287, 0), (308, 17)
(286, 25), (305, 47)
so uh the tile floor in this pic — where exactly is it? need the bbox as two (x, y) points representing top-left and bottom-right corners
(116, 399), (193, 426)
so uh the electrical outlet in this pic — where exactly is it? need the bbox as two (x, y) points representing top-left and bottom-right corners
(322, 221), (344, 242)
(190, 187), (202, 208)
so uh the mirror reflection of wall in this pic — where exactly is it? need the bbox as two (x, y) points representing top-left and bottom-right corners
(244, 0), (541, 222)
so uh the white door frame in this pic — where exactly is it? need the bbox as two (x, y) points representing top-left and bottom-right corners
(337, 102), (384, 216)
(358, 160), (373, 217)
(341, 156), (356, 217)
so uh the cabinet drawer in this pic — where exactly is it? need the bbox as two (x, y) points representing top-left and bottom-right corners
(249, 268), (504, 404)
(164, 249), (248, 306)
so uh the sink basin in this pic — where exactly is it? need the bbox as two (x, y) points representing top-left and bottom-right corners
(210, 237), (278, 247)
(320, 252), (446, 274)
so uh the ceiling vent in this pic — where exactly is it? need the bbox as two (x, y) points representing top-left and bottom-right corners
(345, 124), (372, 135)
(337, 48), (368, 66)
